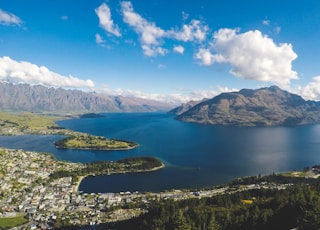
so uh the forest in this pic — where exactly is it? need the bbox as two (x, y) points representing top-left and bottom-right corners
(111, 175), (320, 230)
(49, 156), (163, 184)
(51, 166), (320, 230)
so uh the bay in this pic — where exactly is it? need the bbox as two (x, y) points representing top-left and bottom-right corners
(1, 112), (320, 193)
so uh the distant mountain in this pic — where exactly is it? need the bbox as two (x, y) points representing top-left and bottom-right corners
(169, 98), (208, 115)
(177, 86), (320, 126)
(0, 82), (171, 113)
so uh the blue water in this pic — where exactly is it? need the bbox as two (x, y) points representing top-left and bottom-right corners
(1, 112), (320, 193)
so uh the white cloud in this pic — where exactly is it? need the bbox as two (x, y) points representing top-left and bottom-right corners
(176, 87), (238, 103)
(95, 3), (121, 37)
(173, 45), (184, 54)
(142, 45), (168, 57)
(0, 8), (22, 26)
(95, 33), (105, 44)
(101, 85), (237, 105)
(195, 48), (218, 66)
(101, 87), (192, 104)
(262, 20), (270, 26)
(171, 20), (208, 42)
(121, 2), (209, 57)
(195, 28), (298, 86)
(121, 1), (167, 56)
(298, 76), (320, 100)
(0, 56), (94, 89)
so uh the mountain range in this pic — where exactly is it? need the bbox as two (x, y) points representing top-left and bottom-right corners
(0, 82), (171, 113)
(173, 86), (320, 126)
(2, 83), (320, 127)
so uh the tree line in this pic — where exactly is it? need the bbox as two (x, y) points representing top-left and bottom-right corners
(49, 156), (163, 184)
(113, 180), (320, 229)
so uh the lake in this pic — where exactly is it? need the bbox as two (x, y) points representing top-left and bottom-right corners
(1, 112), (320, 193)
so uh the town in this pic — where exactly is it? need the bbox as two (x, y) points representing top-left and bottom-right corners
(1, 146), (315, 229)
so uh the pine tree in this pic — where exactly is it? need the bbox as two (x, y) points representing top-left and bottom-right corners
(171, 210), (191, 230)
(207, 213), (220, 230)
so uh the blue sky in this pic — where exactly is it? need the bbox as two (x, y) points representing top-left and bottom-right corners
(1, 0), (320, 104)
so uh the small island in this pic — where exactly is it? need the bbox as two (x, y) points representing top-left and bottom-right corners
(79, 113), (105, 119)
(54, 134), (138, 150)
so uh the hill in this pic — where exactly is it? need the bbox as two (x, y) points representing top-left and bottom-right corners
(0, 82), (171, 113)
(176, 86), (320, 126)
(168, 98), (207, 115)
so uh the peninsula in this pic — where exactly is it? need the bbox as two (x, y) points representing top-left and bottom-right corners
(0, 147), (165, 229)
(0, 111), (138, 151)
(54, 134), (138, 151)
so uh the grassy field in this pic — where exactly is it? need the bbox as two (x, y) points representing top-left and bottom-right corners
(0, 111), (62, 132)
(0, 215), (28, 229)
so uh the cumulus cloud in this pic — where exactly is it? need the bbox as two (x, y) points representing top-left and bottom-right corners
(0, 56), (94, 89)
(0, 8), (22, 26)
(170, 20), (208, 42)
(121, 2), (209, 57)
(121, 1), (167, 56)
(195, 48), (217, 66)
(298, 76), (320, 100)
(195, 28), (298, 86)
(95, 3), (121, 37)
(173, 45), (184, 54)
(142, 45), (168, 56)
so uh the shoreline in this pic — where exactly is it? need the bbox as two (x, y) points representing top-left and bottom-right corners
(74, 175), (85, 192)
(75, 162), (165, 192)
(55, 144), (139, 151)
(134, 162), (165, 173)
(0, 111), (139, 153)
